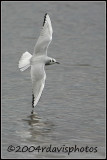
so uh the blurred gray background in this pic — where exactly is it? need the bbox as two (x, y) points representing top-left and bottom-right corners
(2, 1), (105, 159)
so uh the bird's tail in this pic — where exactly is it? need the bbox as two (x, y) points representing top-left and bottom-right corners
(18, 51), (32, 71)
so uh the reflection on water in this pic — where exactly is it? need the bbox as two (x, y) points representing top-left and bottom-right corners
(21, 111), (55, 143)
(25, 112), (41, 126)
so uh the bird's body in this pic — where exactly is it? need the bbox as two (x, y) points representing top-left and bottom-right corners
(18, 13), (59, 111)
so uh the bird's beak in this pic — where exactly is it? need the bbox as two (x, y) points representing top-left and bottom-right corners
(56, 61), (60, 64)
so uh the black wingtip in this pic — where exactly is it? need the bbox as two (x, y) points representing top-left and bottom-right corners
(32, 93), (34, 108)
(43, 13), (48, 26)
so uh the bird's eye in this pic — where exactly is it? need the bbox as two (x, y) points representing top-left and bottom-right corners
(50, 60), (52, 63)
(52, 59), (54, 62)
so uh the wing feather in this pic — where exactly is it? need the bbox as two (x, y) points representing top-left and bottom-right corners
(34, 14), (53, 55)
(31, 64), (46, 107)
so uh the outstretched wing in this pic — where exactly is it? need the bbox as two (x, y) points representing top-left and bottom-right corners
(34, 13), (53, 55)
(31, 64), (46, 107)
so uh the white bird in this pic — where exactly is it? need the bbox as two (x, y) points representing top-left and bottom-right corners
(18, 13), (59, 112)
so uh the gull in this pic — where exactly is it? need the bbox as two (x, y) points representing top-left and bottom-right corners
(18, 13), (59, 113)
